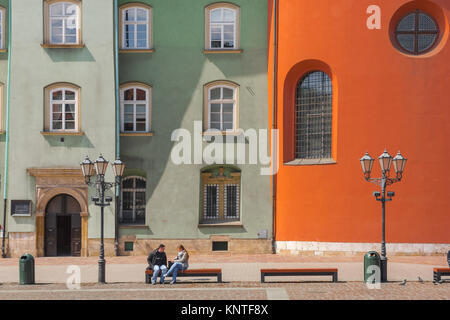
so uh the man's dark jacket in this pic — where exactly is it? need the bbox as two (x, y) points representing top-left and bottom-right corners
(147, 249), (167, 268)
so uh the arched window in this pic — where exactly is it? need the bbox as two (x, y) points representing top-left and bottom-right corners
(205, 3), (240, 50)
(121, 176), (146, 225)
(45, 1), (81, 45)
(295, 71), (332, 160)
(394, 10), (439, 55)
(200, 166), (240, 224)
(120, 83), (152, 133)
(204, 81), (239, 133)
(44, 83), (80, 132)
(120, 4), (152, 50)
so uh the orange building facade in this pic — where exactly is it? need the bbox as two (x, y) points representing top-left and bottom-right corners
(269, 0), (450, 255)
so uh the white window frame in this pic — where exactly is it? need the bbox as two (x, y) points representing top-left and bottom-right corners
(120, 176), (146, 225)
(207, 85), (237, 132)
(209, 7), (237, 49)
(49, 87), (78, 132)
(121, 6), (150, 49)
(120, 85), (151, 133)
(49, 1), (80, 45)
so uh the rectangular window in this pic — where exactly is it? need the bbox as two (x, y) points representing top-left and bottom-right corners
(200, 168), (241, 224)
(45, 1), (81, 46)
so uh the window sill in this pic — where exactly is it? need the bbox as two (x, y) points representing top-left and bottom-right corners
(41, 43), (85, 49)
(119, 224), (149, 229)
(198, 221), (243, 227)
(119, 49), (155, 53)
(202, 131), (242, 136)
(203, 49), (243, 54)
(120, 132), (154, 136)
(284, 158), (337, 166)
(40, 131), (85, 136)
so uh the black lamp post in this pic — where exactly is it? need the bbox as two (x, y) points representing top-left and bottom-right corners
(80, 154), (125, 283)
(360, 150), (407, 282)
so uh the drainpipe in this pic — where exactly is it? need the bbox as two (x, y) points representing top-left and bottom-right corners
(113, 0), (120, 256)
(2, 0), (12, 258)
(271, 0), (278, 255)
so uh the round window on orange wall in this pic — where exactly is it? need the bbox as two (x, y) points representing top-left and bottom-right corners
(395, 10), (439, 55)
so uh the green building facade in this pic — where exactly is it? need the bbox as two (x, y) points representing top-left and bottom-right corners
(0, 0), (271, 258)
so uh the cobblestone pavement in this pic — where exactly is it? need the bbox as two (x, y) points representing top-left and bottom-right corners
(0, 255), (448, 283)
(0, 281), (448, 300)
(0, 254), (447, 266)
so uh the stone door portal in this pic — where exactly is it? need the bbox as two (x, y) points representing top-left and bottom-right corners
(45, 194), (82, 257)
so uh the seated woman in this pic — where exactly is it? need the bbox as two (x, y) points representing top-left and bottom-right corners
(164, 244), (189, 284)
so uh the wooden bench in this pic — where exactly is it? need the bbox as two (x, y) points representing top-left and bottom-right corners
(145, 268), (222, 283)
(260, 268), (338, 283)
(433, 268), (450, 282)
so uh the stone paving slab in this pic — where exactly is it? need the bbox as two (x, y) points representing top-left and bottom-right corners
(0, 261), (448, 284)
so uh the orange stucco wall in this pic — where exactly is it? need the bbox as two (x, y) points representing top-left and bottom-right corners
(269, 0), (450, 244)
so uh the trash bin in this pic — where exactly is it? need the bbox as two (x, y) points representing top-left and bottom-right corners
(364, 251), (381, 283)
(19, 253), (35, 285)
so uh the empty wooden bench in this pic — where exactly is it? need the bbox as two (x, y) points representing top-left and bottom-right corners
(145, 268), (222, 283)
(433, 268), (450, 282)
(261, 268), (338, 283)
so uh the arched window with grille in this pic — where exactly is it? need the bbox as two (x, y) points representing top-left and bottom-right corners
(120, 176), (146, 225)
(295, 71), (332, 160)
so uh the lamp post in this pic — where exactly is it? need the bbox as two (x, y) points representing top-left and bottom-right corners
(360, 150), (407, 282)
(80, 154), (125, 283)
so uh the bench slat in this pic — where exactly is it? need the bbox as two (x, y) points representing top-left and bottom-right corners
(145, 269), (221, 275)
(261, 268), (337, 273)
(433, 268), (450, 273)
(260, 268), (338, 283)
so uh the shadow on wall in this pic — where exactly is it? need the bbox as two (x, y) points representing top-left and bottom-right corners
(43, 47), (96, 62)
(41, 134), (94, 148)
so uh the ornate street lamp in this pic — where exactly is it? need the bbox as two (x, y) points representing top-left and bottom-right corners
(360, 149), (407, 282)
(80, 154), (125, 283)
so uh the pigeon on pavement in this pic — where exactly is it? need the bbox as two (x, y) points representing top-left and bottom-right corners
(399, 279), (407, 285)
(418, 276), (424, 283)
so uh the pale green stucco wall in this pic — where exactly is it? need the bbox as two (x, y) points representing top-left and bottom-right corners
(118, 0), (271, 240)
(4, 0), (117, 238)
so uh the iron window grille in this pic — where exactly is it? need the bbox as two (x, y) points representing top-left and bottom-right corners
(224, 184), (239, 219)
(295, 71), (332, 160)
(204, 184), (219, 219)
(395, 10), (439, 55)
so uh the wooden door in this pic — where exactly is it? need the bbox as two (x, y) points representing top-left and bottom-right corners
(45, 194), (82, 257)
(45, 211), (57, 256)
(71, 214), (81, 256)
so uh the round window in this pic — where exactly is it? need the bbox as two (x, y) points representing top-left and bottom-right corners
(394, 10), (439, 55)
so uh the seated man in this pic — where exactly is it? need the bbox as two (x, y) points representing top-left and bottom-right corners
(147, 244), (167, 284)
